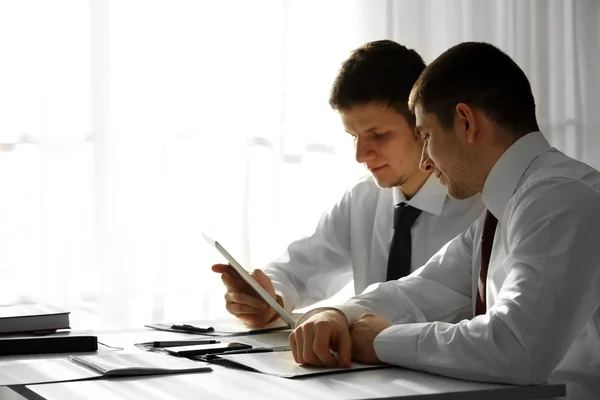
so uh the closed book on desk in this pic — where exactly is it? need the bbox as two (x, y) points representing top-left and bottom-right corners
(0, 334), (98, 356)
(0, 304), (70, 334)
(69, 352), (212, 376)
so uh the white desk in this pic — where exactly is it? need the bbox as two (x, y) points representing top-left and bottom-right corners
(12, 364), (566, 400)
(4, 327), (566, 400)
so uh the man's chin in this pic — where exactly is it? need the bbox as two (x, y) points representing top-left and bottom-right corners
(446, 183), (476, 200)
(372, 176), (403, 189)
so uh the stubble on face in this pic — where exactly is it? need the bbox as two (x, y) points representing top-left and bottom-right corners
(371, 140), (421, 189)
(441, 141), (478, 200)
(375, 175), (406, 189)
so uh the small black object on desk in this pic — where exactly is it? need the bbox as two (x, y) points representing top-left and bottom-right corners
(152, 339), (219, 348)
(170, 324), (215, 333)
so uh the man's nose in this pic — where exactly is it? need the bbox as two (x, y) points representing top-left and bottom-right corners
(355, 137), (375, 164)
(420, 142), (434, 172)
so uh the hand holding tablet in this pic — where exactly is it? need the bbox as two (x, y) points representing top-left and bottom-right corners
(205, 233), (296, 329)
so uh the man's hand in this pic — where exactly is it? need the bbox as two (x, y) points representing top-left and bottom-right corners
(349, 313), (390, 364)
(288, 309), (352, 368)
(211, 264), (281, 328)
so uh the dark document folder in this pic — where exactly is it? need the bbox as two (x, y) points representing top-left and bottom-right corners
(0, 334), (98, 356)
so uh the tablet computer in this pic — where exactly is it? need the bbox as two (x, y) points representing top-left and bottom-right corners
(203, 233), (296, 329)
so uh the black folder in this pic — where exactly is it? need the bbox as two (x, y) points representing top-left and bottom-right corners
(0, 334), (98, 356)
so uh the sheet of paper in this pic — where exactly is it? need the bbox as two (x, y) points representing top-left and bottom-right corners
(218, 350), (387, 378)
(0, 359), (99, 386)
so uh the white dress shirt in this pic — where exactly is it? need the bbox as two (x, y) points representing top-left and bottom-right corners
(263, 173), (484, 312)
(336, 132), (600, 400)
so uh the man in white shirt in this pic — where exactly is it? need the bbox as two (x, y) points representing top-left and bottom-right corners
(288, 42), (600, 399)
(212, 40), (483, 327)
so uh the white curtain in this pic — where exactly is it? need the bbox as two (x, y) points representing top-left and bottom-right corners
(0, 0), (598, 328)
(383, 0), (600, 168)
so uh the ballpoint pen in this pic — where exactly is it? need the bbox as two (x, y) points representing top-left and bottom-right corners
(170, 324), (215, 333)
(197, 345), (291, 361)
(152, 339), (219, 347)
(219, 347), (283, 355)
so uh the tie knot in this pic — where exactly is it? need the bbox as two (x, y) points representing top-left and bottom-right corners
(393, 203), (422, 230)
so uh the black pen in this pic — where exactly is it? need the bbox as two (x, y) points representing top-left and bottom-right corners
(170, 324), (215, 333)
(219, 346), (291, 356)
(152, 339), (219, 347)
(194, 347), (290, 362)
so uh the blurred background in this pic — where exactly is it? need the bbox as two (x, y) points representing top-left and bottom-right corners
(0, 0), (598, 328)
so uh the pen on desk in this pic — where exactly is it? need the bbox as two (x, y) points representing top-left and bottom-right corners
(170, 324), (215, 333)
(218, 346), (291, 356)
(152, 339), (219, 348)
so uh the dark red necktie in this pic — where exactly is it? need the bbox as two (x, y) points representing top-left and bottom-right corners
(475, 210), (498, 316)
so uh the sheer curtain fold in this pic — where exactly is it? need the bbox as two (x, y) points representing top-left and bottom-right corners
(0, 0), (598, 327)
(575, 0), (600, 169)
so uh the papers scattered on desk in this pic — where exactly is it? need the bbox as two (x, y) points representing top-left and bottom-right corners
(219, 350), (388, 378)
(146, 316), (290, 336)
(0, 352), (211, 386)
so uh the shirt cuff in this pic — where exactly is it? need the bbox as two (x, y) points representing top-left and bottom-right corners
(373, 323), (429, 367)
(333, 303), (373, 325)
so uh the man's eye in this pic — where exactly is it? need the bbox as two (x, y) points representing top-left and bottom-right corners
(374, 132), (389, 138)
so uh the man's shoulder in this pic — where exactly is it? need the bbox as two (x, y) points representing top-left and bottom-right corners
(512, 152), (600, 217)
(522, 149), (600, 197)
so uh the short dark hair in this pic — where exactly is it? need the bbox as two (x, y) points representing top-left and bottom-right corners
(329, 40), (426, 127)
(408, 42), (539, 136)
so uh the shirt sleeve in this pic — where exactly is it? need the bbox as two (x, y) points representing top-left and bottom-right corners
(336, 213), (479, 326)
(263, 188), (354, 312)
(360, 178), (600, 386)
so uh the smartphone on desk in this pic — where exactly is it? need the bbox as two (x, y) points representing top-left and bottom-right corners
(163, 342), (252, 357)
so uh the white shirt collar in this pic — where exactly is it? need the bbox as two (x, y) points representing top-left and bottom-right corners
(393, 173), (447, 216)
(482, 131), (551, 219)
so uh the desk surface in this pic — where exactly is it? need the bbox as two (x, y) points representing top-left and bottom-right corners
(14, 365), (566, 400)
(5, 327), (566, 400)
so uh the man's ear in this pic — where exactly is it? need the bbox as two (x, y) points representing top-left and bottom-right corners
(455, 103), (477, 144)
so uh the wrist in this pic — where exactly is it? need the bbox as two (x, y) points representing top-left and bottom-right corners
(297, 307), (348, 327)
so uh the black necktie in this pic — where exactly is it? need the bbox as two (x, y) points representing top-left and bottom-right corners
(475, 210), (498, 316)
(386, 203), (422, 281)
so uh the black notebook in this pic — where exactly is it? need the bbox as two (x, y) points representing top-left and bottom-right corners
(0, 334), (98, 356)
